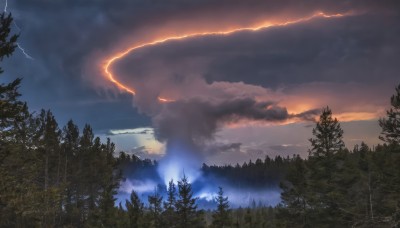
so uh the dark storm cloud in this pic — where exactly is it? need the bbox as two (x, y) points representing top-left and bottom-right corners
(218, 143), (242, 152)
(203, 13), (400, 88)
(205, 142), (243, 157)
(153, 97), (317, 144)
(115, 11), (400, 91)
(3, 0), (398, 161)
(111, 2), (399, 126)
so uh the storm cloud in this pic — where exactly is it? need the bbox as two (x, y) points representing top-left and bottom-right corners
(3, 0), (399, 165)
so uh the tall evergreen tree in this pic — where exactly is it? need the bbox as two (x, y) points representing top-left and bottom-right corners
(309, 106), (345, 157)
(0, 110), (39, 226)
(378, 85), (400, 226)
(148, 189), (163, 228)
(212, 187), (231, 227)
(76, 124), (94, 222)
(0, 14), (22, 224)
(279, 155), (309, 227)
(379, 84), (400, 145)
(307, 107), (345, 226)
(126, 190), (144, 228)
(31, 110), (62, 227)
(0, 12), (20, 140)
(175, 175), (198, 228)
(163, 180), (177, 227)
(97, 185), (118, 227)
(61, 120), (79, 225)
(351, 142), (376, 226)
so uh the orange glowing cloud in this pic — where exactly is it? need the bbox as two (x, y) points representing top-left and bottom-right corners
(101, 11), (350, 103)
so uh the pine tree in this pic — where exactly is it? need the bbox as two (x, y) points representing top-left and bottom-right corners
(97, 185), (118, 227)
(309, 106), (345, 157)
(34, 110), (63, 227)
(378, 86), (400, 226)
(0, 12), (20, 141)
(126, 190), (144, 227)
(76, 124), (94, 222)
(352, 142), (376, 226)
(0, 108), (40, 227)
(0, 13), (22, 224)
(212, 187), (231, 227)
(116, 202), (130, 228)
(307, 107), (345, 226)
(61, 120), (79, 225)
(148, 189), (163, 228)
(163, 180), (177, 227)
(175, 175), (198, 228)
(379, 84), (400, 145)
(279, 155), (309, 227)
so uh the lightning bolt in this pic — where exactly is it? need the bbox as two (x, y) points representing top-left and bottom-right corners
(4, 0), (34, 60)
(13, 21), (20, 30)
(103, 11), (350, 102)
(17, 43), (33, 60)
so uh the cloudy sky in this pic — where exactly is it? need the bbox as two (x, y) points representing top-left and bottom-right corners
(2, 0), (399, 165)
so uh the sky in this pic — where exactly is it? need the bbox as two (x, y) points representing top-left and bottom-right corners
(2, 0), (399, 165)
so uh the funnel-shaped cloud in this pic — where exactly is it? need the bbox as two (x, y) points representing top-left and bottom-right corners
(97, 1), (397, 183)
(2, 0), (395, 191)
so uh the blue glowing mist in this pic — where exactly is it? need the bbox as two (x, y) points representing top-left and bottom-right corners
(157, 141), (202, 185)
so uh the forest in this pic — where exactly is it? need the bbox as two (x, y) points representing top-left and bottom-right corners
(1, 12), (400, 228)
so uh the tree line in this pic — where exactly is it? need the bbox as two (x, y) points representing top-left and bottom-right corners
(278, 105), (400, 227)
(0, 13), (119, 227)
(1, 12), (400, 227)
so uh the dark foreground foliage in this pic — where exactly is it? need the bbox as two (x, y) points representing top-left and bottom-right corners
(1, 13), (399, 227)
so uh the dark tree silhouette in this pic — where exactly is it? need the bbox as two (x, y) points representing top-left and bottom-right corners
(175, 175), (198, 228)
(0, 12), (21, 141)
(126, 190), (144, 227)
(309, 106), (345, 156)
(163, 180), (177, 227)
(212, 187), (231, 227)
(148, 189), (163, 228)
(379, 84), (400, 144)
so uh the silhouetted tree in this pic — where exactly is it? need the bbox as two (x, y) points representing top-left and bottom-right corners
(309, 106), (344, 157)
(93, 185), (118, 227)
(212, 187), (231, 227)
(280, 155), (310, 227)
(307, 107), (345, 226)
(0, 12), (23, 226)
(379, 84), (400, 145)
(61, 120), (79, 225)
(126, 190), (144, 227)
(163, 180), (177, 227)
(36, 110), (62, 227)
(175, 175), (198, 228)
(0, 12), (20, 138)
(148, 189), (163, 228)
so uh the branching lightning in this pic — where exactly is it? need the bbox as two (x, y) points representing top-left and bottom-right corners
(103, 12), (349, 102)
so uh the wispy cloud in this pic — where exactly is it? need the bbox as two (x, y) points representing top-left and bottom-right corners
(108, 127), (153, 136)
